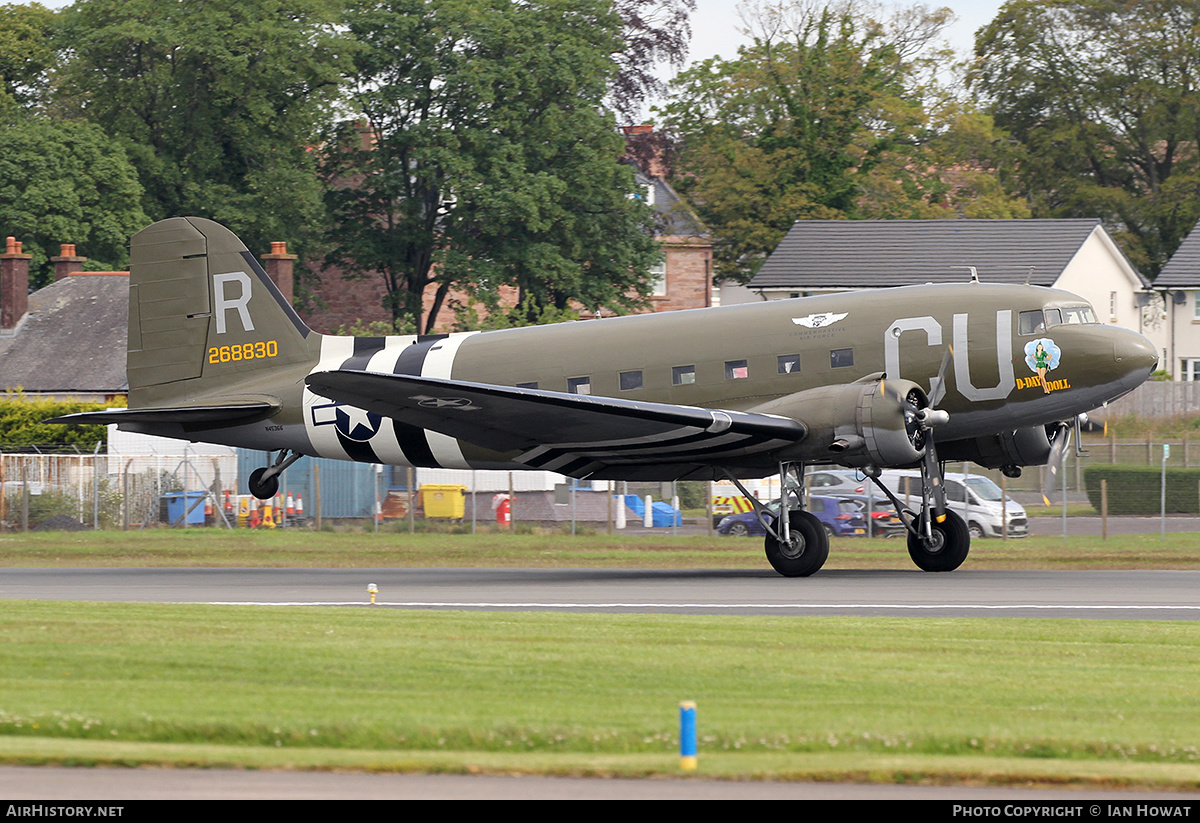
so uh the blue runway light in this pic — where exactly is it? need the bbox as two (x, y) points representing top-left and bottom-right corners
(680, 700), (697, 770)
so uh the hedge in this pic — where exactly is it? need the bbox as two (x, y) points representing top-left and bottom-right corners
(1083, 464), (1200, 515)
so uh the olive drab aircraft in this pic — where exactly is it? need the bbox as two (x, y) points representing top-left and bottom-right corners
(49, 217), (1158, 576)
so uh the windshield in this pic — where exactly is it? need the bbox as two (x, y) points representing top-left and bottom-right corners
(964, 476), (1004, 502)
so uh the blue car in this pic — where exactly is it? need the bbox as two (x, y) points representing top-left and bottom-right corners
(717, 495), (868, 538)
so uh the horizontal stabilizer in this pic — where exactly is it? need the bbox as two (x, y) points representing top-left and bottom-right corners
(306, 370), (804, 477)
(48, 401), (279, 427)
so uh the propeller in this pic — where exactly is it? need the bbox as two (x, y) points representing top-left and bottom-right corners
(1041, 421), (1073, 506)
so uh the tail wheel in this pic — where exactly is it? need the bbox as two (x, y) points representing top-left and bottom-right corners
(765, 510), (829, 577)
(907, 509), (970, 572)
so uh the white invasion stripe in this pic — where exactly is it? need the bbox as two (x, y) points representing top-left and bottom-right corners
(420, 332), (479, 469)
(302, 334), (358, 461)
(365, 338), (418, 466)
(200, 601), (1200, 612)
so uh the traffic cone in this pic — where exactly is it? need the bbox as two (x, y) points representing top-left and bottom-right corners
(224, 489), (233, 514)
(249, 497), (260, 529)
(286, 492), (295, 516)
(296, 495), (304, 519)
(273, 494), (283, 525)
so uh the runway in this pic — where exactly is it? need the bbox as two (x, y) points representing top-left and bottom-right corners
(3, 567), (1198, 620)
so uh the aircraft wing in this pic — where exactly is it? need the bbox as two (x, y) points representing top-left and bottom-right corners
(306, 370), (805, 478)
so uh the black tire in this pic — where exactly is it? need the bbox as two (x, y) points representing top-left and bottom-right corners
(726, 522), (750, 537)
(907, 509), (970, 572)
(764, 510), (829, 577)
(822, 524), (834, 539)
(248, 467), (279, 500)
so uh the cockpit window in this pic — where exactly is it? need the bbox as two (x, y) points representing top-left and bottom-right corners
(1018, 310), (1045, 335)
(1062, 305), (1097, 324)
(1026, 305), (1098, 333)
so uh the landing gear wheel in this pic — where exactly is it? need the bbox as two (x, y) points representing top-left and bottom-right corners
(907, 509), (970, 572)
(248, 467), (279, 500)
(764, 510), (829, 577)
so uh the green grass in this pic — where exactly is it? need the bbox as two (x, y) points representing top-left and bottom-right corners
(3, 526), (1200, 569)
(2, 601), (1200, 789)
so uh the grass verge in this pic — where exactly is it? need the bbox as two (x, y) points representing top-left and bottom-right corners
(3, 601), (1200, 789)
(4, 527), (1200, 569)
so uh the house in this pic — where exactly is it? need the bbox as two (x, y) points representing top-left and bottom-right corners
(1150, 219), (1200, 381)
(718, 218), (1166, 360)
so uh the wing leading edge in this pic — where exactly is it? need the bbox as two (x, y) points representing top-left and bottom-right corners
(305, 370), (805, 479)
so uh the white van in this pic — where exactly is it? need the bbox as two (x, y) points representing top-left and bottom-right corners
(878, 471), (1027, 539)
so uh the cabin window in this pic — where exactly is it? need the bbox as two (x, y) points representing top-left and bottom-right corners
(778, 354), (800, 374)
(725, 359), (748, 380)
(516, 381), (538, 390)
(619, 370), (643, 390)
(1018, 310), (1045, 335)
(567, 376), (591, 395)
(1044, 308), (1062, 327)
(830, 348), (854, 368)
(672, 365), (696, 385)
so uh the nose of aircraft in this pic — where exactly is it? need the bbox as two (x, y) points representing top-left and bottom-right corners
(1114, 329), (1158, 391)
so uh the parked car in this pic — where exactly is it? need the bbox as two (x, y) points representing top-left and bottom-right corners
(877, 471), (1028, 539)
(804, 469), (869, 496)
(717, 495), (867, 538)
(838, 493), (907, 538)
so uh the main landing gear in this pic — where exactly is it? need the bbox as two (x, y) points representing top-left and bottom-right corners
(724, 462), (829, 577)
(248, 449), (303, 499)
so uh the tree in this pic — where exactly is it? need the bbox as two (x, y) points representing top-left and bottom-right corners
(658, 0), (956, 283)
(0, 2), (58, 115)
(53, 0), (349, 261)
(610, 0), (696, 123)
(324, 0), (659, 334)
(971, 0), (1200, 276)
(0, 118), (148, 287)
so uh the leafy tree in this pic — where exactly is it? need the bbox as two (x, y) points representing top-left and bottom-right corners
(53, 0), (349, 261)
(971, 0), (1200, 276)
(0, 2), (58, 115)
(658, 0), (955, 283)
(610, 0), (696, 122)
(0, 118), (148, 287)
(324, 0), (659, 334)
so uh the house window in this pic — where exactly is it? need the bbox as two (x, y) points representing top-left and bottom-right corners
(1110, 291), (1117, 320)
(619, 370), (643, 390)
(725, 359), (748, 380)
(778, 354), (800, 374)
(567, 376), (591, 395)
(1193, 293), (1200, 321)
(1184, 359), (1200, 382)
(672, 365), (696, 385)
(830, 348), (854, 368)
(649, 260), (667, 297)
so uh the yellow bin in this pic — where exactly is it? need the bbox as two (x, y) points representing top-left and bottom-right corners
(420, 484), (466, 519)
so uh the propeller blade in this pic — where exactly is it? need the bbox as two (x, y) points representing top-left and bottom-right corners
(1041, 422), (1072, 505)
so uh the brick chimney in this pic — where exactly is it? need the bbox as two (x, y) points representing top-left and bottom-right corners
(0, 236), (31, 332)
(262, 241), (296, 304)
(51, 243), (87, 280)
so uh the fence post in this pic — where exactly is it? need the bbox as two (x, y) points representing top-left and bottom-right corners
(1101, 478), (1108, 541)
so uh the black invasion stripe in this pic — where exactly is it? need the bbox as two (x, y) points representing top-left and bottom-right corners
(555, 456), (598, 477)
(239, 251), (310, 337)
(343, 337), (386, 371)
(337, 433), (380, 464)
(392, 338), (440, 375)
(392, 422), (439, 467)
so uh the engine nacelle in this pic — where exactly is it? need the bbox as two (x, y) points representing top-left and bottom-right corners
(756, 375), (930, 469)
(938, 425), (1055, 469)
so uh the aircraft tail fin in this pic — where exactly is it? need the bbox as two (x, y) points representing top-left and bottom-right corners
(126, 217), (315, 410)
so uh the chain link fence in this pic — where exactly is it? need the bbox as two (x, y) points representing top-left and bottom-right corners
(2, 440), (1199, 536)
